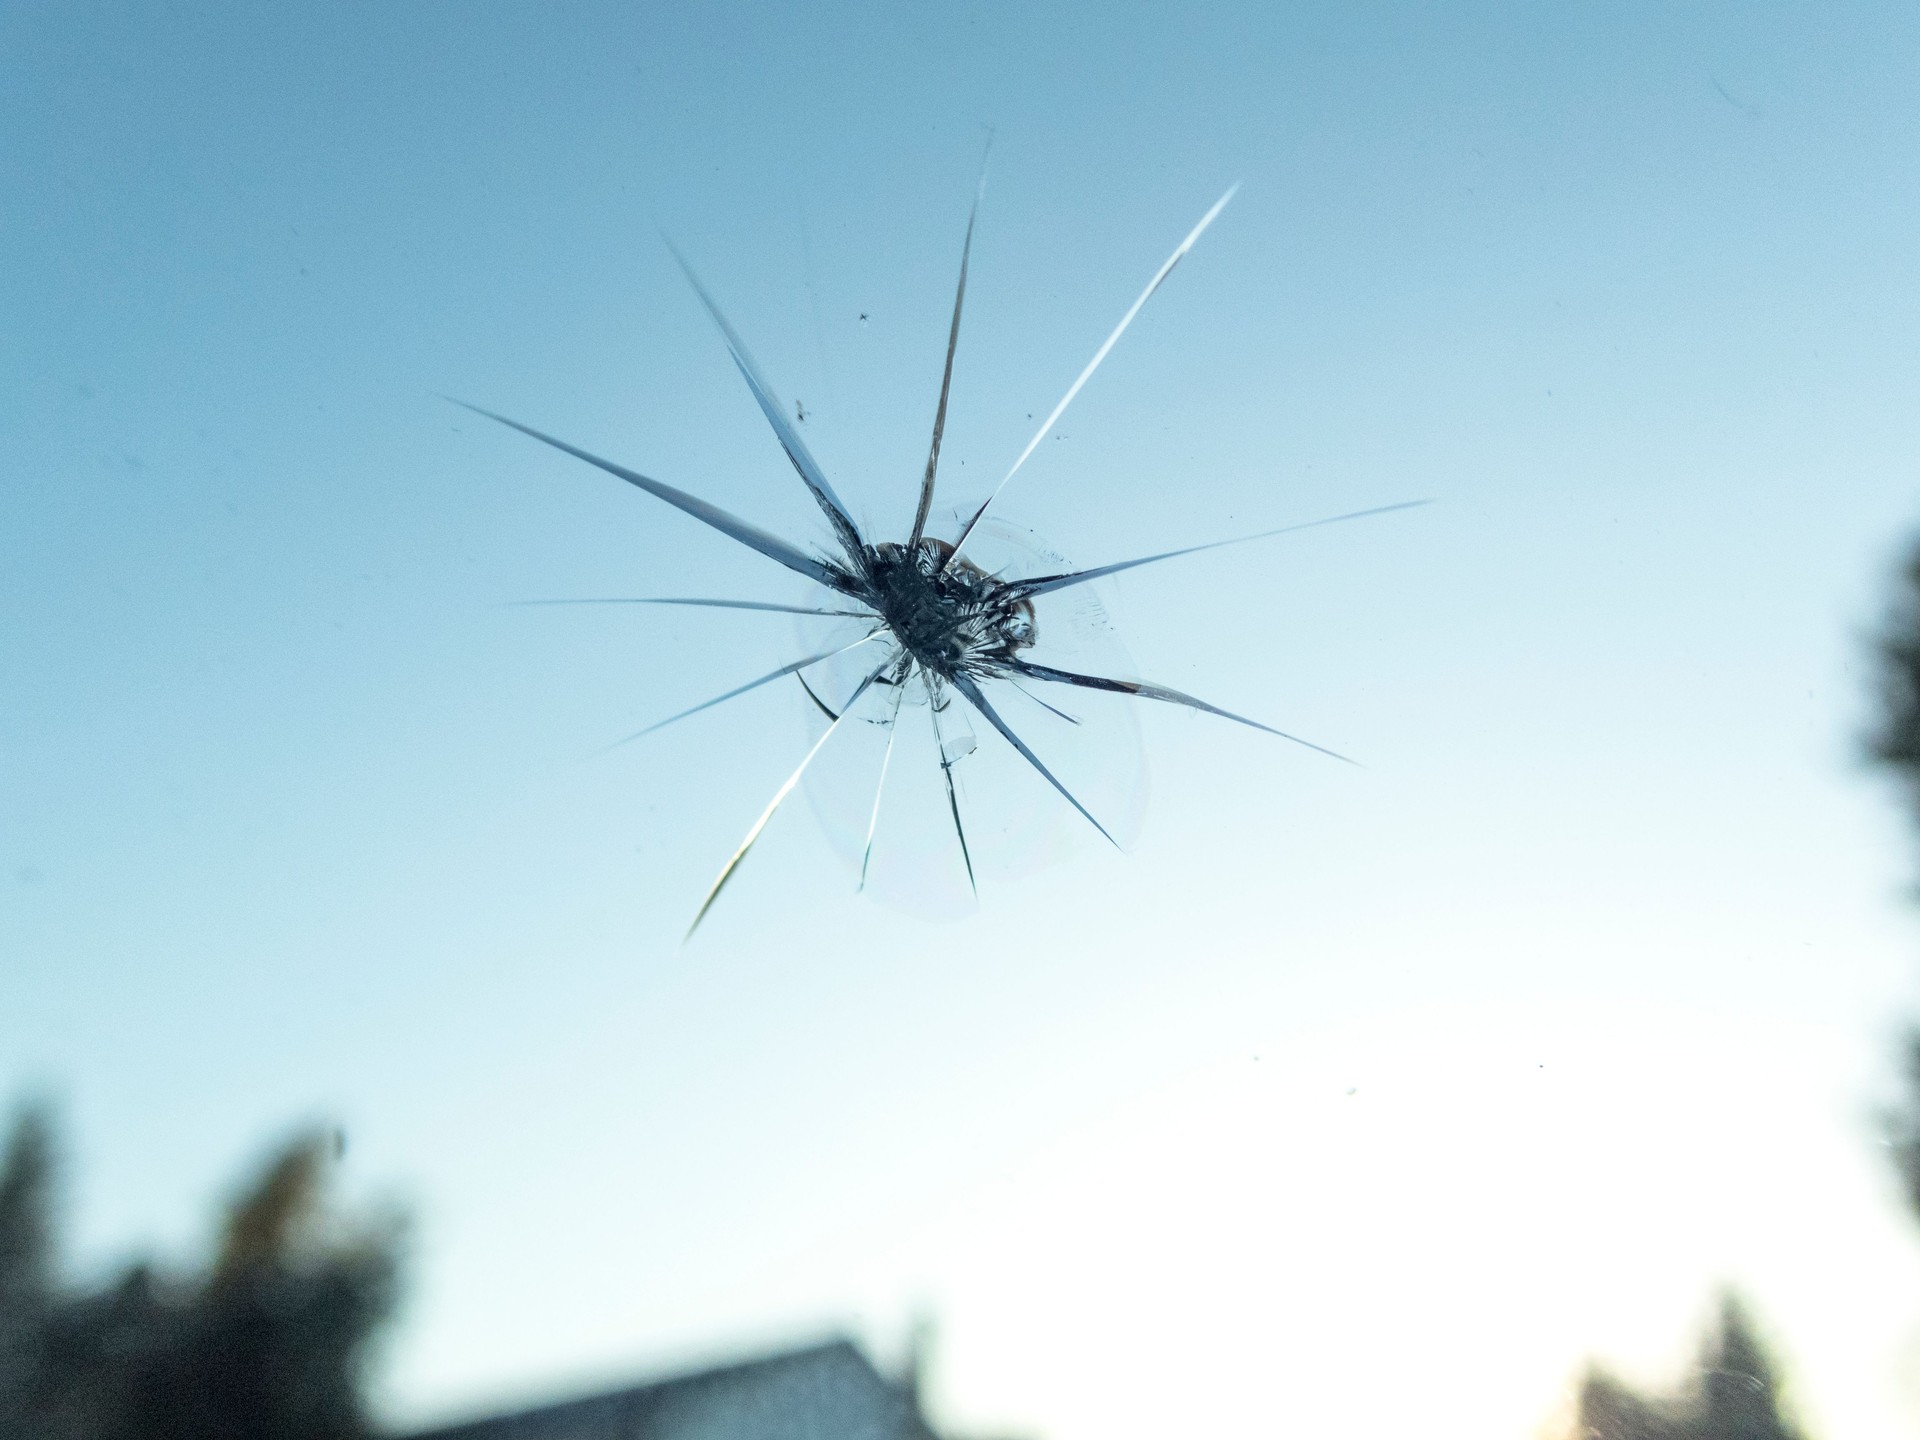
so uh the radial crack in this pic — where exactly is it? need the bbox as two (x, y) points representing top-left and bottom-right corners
(1013, 500), (1431, 599)
(909, 142), (990, 548)
(927, 673), (978, 895)
(447, 400), (855, 593)
(606, 632), (885, 748)
(513, 596), (874, 617)
(950, 671), (1117, 846)
(859, 685), (912, 890)
(948, 184), (1238, 560)
(1010, 659), (1354, 763)
(664, 241), (868, 567)
(686, 659), (891, 938)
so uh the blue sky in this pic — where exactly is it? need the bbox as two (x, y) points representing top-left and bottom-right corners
(6, 2), (1920, 1436)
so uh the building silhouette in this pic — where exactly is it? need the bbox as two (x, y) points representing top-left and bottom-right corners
(400, 1337), (950, 1440)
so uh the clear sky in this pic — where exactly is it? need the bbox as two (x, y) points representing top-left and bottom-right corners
(6, 1), (1920, 1436)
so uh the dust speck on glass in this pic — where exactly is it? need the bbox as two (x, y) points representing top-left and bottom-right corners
(458, 180), (1425, 935)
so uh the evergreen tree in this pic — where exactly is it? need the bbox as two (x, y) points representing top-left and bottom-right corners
(1870, 539), (1920, 813)
(1576, 1293), (1804, 1440)
(151, 1130), (400, 1440)
(0, 1106), (401, 1440)
(1563, 531), (1920, 1439)
(1871, 538), (1920, 1227)
(0, 1105), (57, 1431)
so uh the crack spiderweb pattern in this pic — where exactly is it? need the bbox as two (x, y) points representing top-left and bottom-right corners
(458, 183), (1426, 936)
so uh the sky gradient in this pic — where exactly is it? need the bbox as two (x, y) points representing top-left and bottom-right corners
(6, 2), (1920, 1437)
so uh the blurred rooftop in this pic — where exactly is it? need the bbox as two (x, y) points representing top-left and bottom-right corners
(397, 1336), (946, 1440)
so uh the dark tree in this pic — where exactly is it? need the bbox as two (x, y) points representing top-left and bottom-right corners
(1556, 519), (1920, 1440)
(115, 1130), (402, 1440)
(0, 1105), (402, 1440)
(1576, 1293), (1805, 1440)
(0, 1105), (56, 1431)
(1884, 1036), (1920, 1227)
(1870, 539), (1920, 812)
(1871, 538), (1920, 1227)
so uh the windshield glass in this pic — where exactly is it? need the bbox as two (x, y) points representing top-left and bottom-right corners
(4, 6), (1919, 1439)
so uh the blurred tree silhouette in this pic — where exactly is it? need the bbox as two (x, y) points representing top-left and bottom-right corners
(0, 1104), (56, 1429)
(1870, 540), (1920, 825)
(1548, 538), (1920, 1439)
(1563, 528), (1920, 1437)
(0, 1105), (401, 1440)
(1871, 537), (1920, 1226)
(1574, 1293), (1805, 1440)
